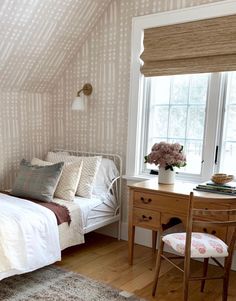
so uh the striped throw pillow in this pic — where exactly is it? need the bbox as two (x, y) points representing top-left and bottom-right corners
(46, 152), (102, 198)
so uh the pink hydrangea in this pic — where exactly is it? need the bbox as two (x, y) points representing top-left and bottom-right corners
(145, 142), (186, 170)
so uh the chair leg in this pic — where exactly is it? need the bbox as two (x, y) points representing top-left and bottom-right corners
(152, 239), (164, 296)
(183, 255), (191, 301)
(200, 258), (209, 292)
(222, 258), (231, 301)
(152, 230), (158, 253)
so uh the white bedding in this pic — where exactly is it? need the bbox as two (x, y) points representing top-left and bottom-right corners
(0, 186), (117, 279)
(54, 197), (87, 250)
(53, 196), (101, 250)
(0, 193), (61, 280)
(54, 194), (117, 250)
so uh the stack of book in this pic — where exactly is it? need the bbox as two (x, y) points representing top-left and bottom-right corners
(194, 181), (236, 195)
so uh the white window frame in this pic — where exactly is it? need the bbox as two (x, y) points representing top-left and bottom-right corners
(125, 0), (236, 181)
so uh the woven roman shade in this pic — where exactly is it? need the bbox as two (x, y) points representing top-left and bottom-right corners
(140, 14), (236, 77)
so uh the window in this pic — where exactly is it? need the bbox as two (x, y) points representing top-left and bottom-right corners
(126, 1), (236, 181)
(142, 74), (208, 176)
(139, 71), (236, 181)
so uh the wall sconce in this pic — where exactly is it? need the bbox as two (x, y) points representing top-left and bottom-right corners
(71, 83), (93, 111)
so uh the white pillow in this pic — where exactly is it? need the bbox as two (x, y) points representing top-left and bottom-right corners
(31, 158), (83, 202)
(93, 158), (119, 196)
(46, 152), (102, 199)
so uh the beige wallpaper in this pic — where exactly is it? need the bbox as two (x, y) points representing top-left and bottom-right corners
(52, 0), (225, 221)
(0, 0), (226, 210)
(0, 0), (111, 189)
(0, 91), (52, 189)
(0, 0), (111, 93)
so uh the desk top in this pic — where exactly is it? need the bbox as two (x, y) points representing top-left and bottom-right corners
(128, 178), (236, 201)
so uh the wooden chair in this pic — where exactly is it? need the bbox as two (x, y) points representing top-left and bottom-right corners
(152, 192), (236, 301)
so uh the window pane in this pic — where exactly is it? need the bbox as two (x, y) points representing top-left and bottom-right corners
(144, 74), (209, 175)
(148, 106), (169, 138)
(171, 75), (189, 104)
(227, 72), (236, 104)
(219, 72), (236, 175)
(220, 142), (236, 175)
(189, 74), (209, 104)
(225, 106), (236, 140)
(168, 106), (187, 138)
(187, 106), (206, 139)
(150, 77), (170, 105)
(182, 140), (203, 174)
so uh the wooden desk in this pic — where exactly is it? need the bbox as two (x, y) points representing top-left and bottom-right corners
(128, 178), (236, 265)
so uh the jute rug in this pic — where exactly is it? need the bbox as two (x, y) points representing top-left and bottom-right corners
(0, 266), (146, 301)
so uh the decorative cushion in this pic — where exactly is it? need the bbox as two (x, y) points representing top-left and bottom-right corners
(46, 152), (102, 198)
(31, 158), (83, 202)
(11, 159), (64, 202)
(163, 232), (228, 258)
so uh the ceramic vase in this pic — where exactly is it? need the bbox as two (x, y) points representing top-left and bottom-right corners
(158, 167), (175, 184)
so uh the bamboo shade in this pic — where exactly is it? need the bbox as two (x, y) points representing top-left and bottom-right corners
(140, 14), (236, 76)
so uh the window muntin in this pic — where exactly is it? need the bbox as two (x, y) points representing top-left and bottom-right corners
(144, 74), (209, 175)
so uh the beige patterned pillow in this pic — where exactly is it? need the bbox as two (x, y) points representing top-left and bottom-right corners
(31, 158), (83, 202)
(46, 152), (102, 198)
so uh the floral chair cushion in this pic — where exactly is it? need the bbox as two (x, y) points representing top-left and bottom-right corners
(163, 232), (228, 258)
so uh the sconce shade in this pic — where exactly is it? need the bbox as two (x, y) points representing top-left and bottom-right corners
(71, 96), (86, 111)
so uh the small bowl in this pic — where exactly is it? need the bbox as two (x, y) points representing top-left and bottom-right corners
(211, 174), (234, 185)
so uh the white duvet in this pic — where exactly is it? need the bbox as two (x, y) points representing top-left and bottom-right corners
(0, 193), (61, 280)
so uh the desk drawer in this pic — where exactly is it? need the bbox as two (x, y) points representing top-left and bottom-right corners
(134, 191), (188, 214)
(194, 202), (229, 221)
(133, 208), (160, 230)
(160, 213), (227, 241)
(193, 224), (227, 242)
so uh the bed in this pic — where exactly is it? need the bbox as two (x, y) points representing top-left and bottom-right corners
(0, 150), (122, 280)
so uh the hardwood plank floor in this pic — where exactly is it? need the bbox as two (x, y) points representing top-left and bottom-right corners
(56, 233), (236, 301)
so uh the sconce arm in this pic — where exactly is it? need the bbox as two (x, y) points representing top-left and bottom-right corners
(76, 83), (93, 97)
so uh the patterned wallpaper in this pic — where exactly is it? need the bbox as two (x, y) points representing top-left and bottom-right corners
(52, 0), (225, 221)
(0, 0), (112, 93)
(0, 0), (226, 210)
(0, 0), (111, 188)
(0, 91), (52, 189)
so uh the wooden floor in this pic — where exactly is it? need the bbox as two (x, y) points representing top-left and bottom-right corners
(56, 233), (236, 301)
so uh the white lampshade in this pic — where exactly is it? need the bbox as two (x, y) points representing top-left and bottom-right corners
(71, 96), (86, 111)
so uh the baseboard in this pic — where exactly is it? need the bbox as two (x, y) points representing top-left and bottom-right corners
(97, 221), (236, 271)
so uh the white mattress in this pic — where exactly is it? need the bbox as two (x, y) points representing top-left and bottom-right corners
(54, 193), (117, 250)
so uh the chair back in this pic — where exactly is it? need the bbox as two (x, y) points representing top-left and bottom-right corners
(185, 192), (236, 259)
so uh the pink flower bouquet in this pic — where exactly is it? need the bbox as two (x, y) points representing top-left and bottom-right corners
(144, 142), (186, 171)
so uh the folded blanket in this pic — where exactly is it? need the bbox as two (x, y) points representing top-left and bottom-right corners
(1, 191), (71, 225)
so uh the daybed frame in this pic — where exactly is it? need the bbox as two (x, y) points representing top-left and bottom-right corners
(54, 149), (122, 239)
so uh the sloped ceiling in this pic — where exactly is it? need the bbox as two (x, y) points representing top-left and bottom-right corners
(0, 0), (112, 93)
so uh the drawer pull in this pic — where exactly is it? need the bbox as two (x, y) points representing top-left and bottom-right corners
(140, 197), (152, 204)
(141, 214), (152, 221)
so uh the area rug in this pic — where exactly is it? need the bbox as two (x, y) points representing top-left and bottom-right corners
(0, 266), (145, 301)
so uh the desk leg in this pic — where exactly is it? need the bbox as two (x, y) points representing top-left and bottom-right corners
(152, 230), (158, 253)
(128, 225), (135, 265)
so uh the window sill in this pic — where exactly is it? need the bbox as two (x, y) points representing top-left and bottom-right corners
(123, 173), (201, 184)
(122, 174), (156, 182)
